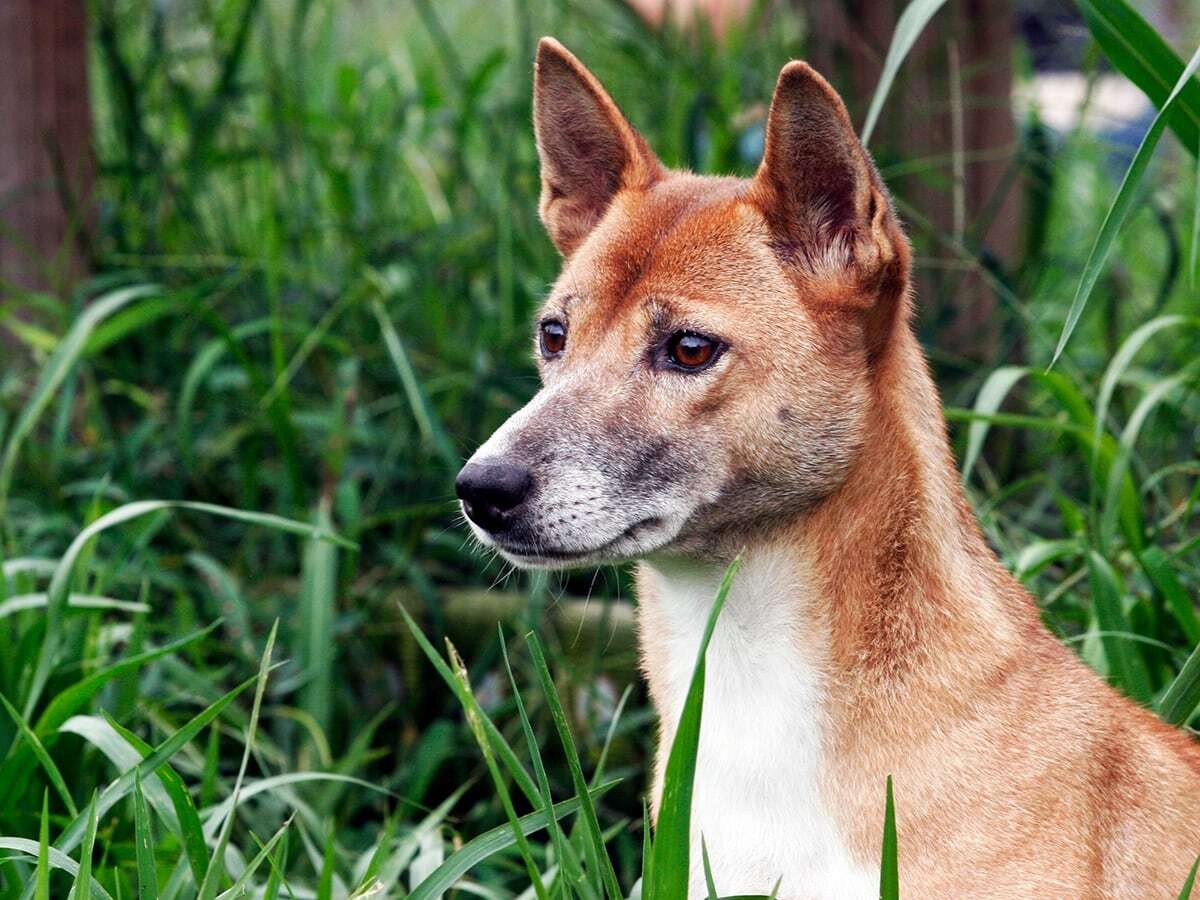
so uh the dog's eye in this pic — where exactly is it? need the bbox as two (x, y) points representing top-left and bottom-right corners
(539, 320), (566, 357)
(667, 332), (719, 370)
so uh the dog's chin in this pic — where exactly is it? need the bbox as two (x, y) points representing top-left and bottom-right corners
(470, 515), (683, 570)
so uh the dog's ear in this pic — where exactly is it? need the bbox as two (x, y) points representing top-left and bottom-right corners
(533, 37), (661, 255)
(752, 61), (904, 292)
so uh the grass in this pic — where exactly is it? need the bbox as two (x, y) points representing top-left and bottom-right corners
(0, 0), (1198, 894)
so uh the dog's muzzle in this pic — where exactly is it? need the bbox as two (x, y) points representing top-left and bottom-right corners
(455, 460), (534, 534)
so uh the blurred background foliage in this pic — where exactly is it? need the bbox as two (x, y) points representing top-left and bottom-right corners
(1, 0), (1199, 894)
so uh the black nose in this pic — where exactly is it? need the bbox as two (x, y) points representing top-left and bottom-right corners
(455, 461), (533, 532)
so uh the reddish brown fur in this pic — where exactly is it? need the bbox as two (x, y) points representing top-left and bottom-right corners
(526, 38), (1200, 895)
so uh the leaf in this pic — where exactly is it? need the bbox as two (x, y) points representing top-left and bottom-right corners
(448, 636), (548, 900)
(73, 793), (98, 900)
(960, 366), (1031, 484)
(0, 692), (77, 817)
(214, 816), (292, 900)
(1159, 640), (1200, 726)
(104, 714), (210, 887)
(407, 783), (618, 900)
(1087, 552), (1152, 706)
(133, 771), (158, 900)
(24, 500), (351, 718)
(499, 630), (580, 894)
(0, 838), (113, 900)
(1077, 0), (1200, 157)
(1093, 316), (1200, 461)
(526, 632), (621, 898)
(36, 791), (50, 900)
(647, 558), (741, 900)
(398, 602), (540, 805)
(0, 593), (149, 619)
(1193, 139), (1200, 287)
(36, 623), (219, 737)
(300, 499), (338, 740)
(1099, 370), (1195, 551)
(1179, 855), (1200, 900)
(1139, 548), (1200, 646)
(197, 620), (278, 900)
(0, 285), (159, 516)
(51, 668), (263, 857)
(702, 838), (719, 899)
(860, 0), (951, 146)
(371, 297), (459, 471)
(879, 776), (899, 900)
(1050, 42), (1200, 367)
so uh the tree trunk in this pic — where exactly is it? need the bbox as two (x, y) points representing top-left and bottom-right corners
(0, 0), (93, 301)
(807, 0), (1021, 365)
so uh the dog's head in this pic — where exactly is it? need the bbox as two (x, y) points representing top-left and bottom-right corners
(457, 38), (911, 568)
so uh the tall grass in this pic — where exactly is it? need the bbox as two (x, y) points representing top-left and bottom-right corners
(0, 0), (1198, 894)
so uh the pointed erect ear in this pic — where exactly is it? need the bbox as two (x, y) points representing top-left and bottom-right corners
(533, 37), (661, 255)
(752, 61), (903, 289)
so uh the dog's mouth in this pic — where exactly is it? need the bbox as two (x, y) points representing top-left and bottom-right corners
(488, 516), (667, 567)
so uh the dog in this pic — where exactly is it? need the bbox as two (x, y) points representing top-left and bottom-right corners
(454, 37), (1200, 897)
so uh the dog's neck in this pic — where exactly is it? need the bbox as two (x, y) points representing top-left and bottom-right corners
(637, 327), (1038, 758)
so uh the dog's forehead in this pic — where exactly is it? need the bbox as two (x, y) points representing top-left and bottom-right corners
(547, 172), (781, 328)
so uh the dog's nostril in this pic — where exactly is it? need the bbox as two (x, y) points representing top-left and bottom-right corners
(455, 461), (533, 532)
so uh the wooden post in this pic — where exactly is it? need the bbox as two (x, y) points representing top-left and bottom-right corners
(806, 0), (1021, 364)
(0, 0), (93, 298)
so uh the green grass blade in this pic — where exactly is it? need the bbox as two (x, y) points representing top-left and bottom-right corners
(1099, 370), (1194, 550)
(133, 771), (158, 900)
(73, 792), (98, 900)
(36, 791), (50, 900)
(51, 668), (264, 856)
(526, 631), (622, 899)
(960, 366), (1029, 484)
(398, 603), (540, 805)
(0, 692), (77, 817)
(316, 827), (335, 900)
(1138, 548), (1200, 646)
(34, 622), (219, 737)
(24, 500), (350, 718)
(215, 816), (293, 900)
(448, 637), (548, 900)
(300, 500), (338, 740)
(1193, 138), (1200, 287)
(0, 593), (149, 619)
(1050, 43), (1200, 367)
(499, 629), (580, 896)
(371, 297), (459, 472)
(104, 714), (210, 887)
(1179, 855), (1200, 900)
(860, 0), (951, 146)
(1077, 0), (1200, 157)
(1159, 641), (1200, 726)
(197, 620), (278, 900)
(408, 782), (619, 900)
(0, 838), (113, 900)
(701, 838), (718, 899)
(1093, 316), (1199, 459)
(0, 284), (158, 521)
(642, 800), (654, 894)
(879, 776), (899, 900)
(1087, 551), (1153, 705)
(647, 557), (741, 900)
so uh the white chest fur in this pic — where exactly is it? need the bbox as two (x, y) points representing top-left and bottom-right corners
(641, 552), (876, 899)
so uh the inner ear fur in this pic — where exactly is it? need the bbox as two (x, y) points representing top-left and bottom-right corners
(533, 37), (661, 255)
(752, 61), (907, 297)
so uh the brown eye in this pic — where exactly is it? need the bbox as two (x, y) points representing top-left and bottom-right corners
(540, 320), (566, 357)
(667, 332), (719, 370)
